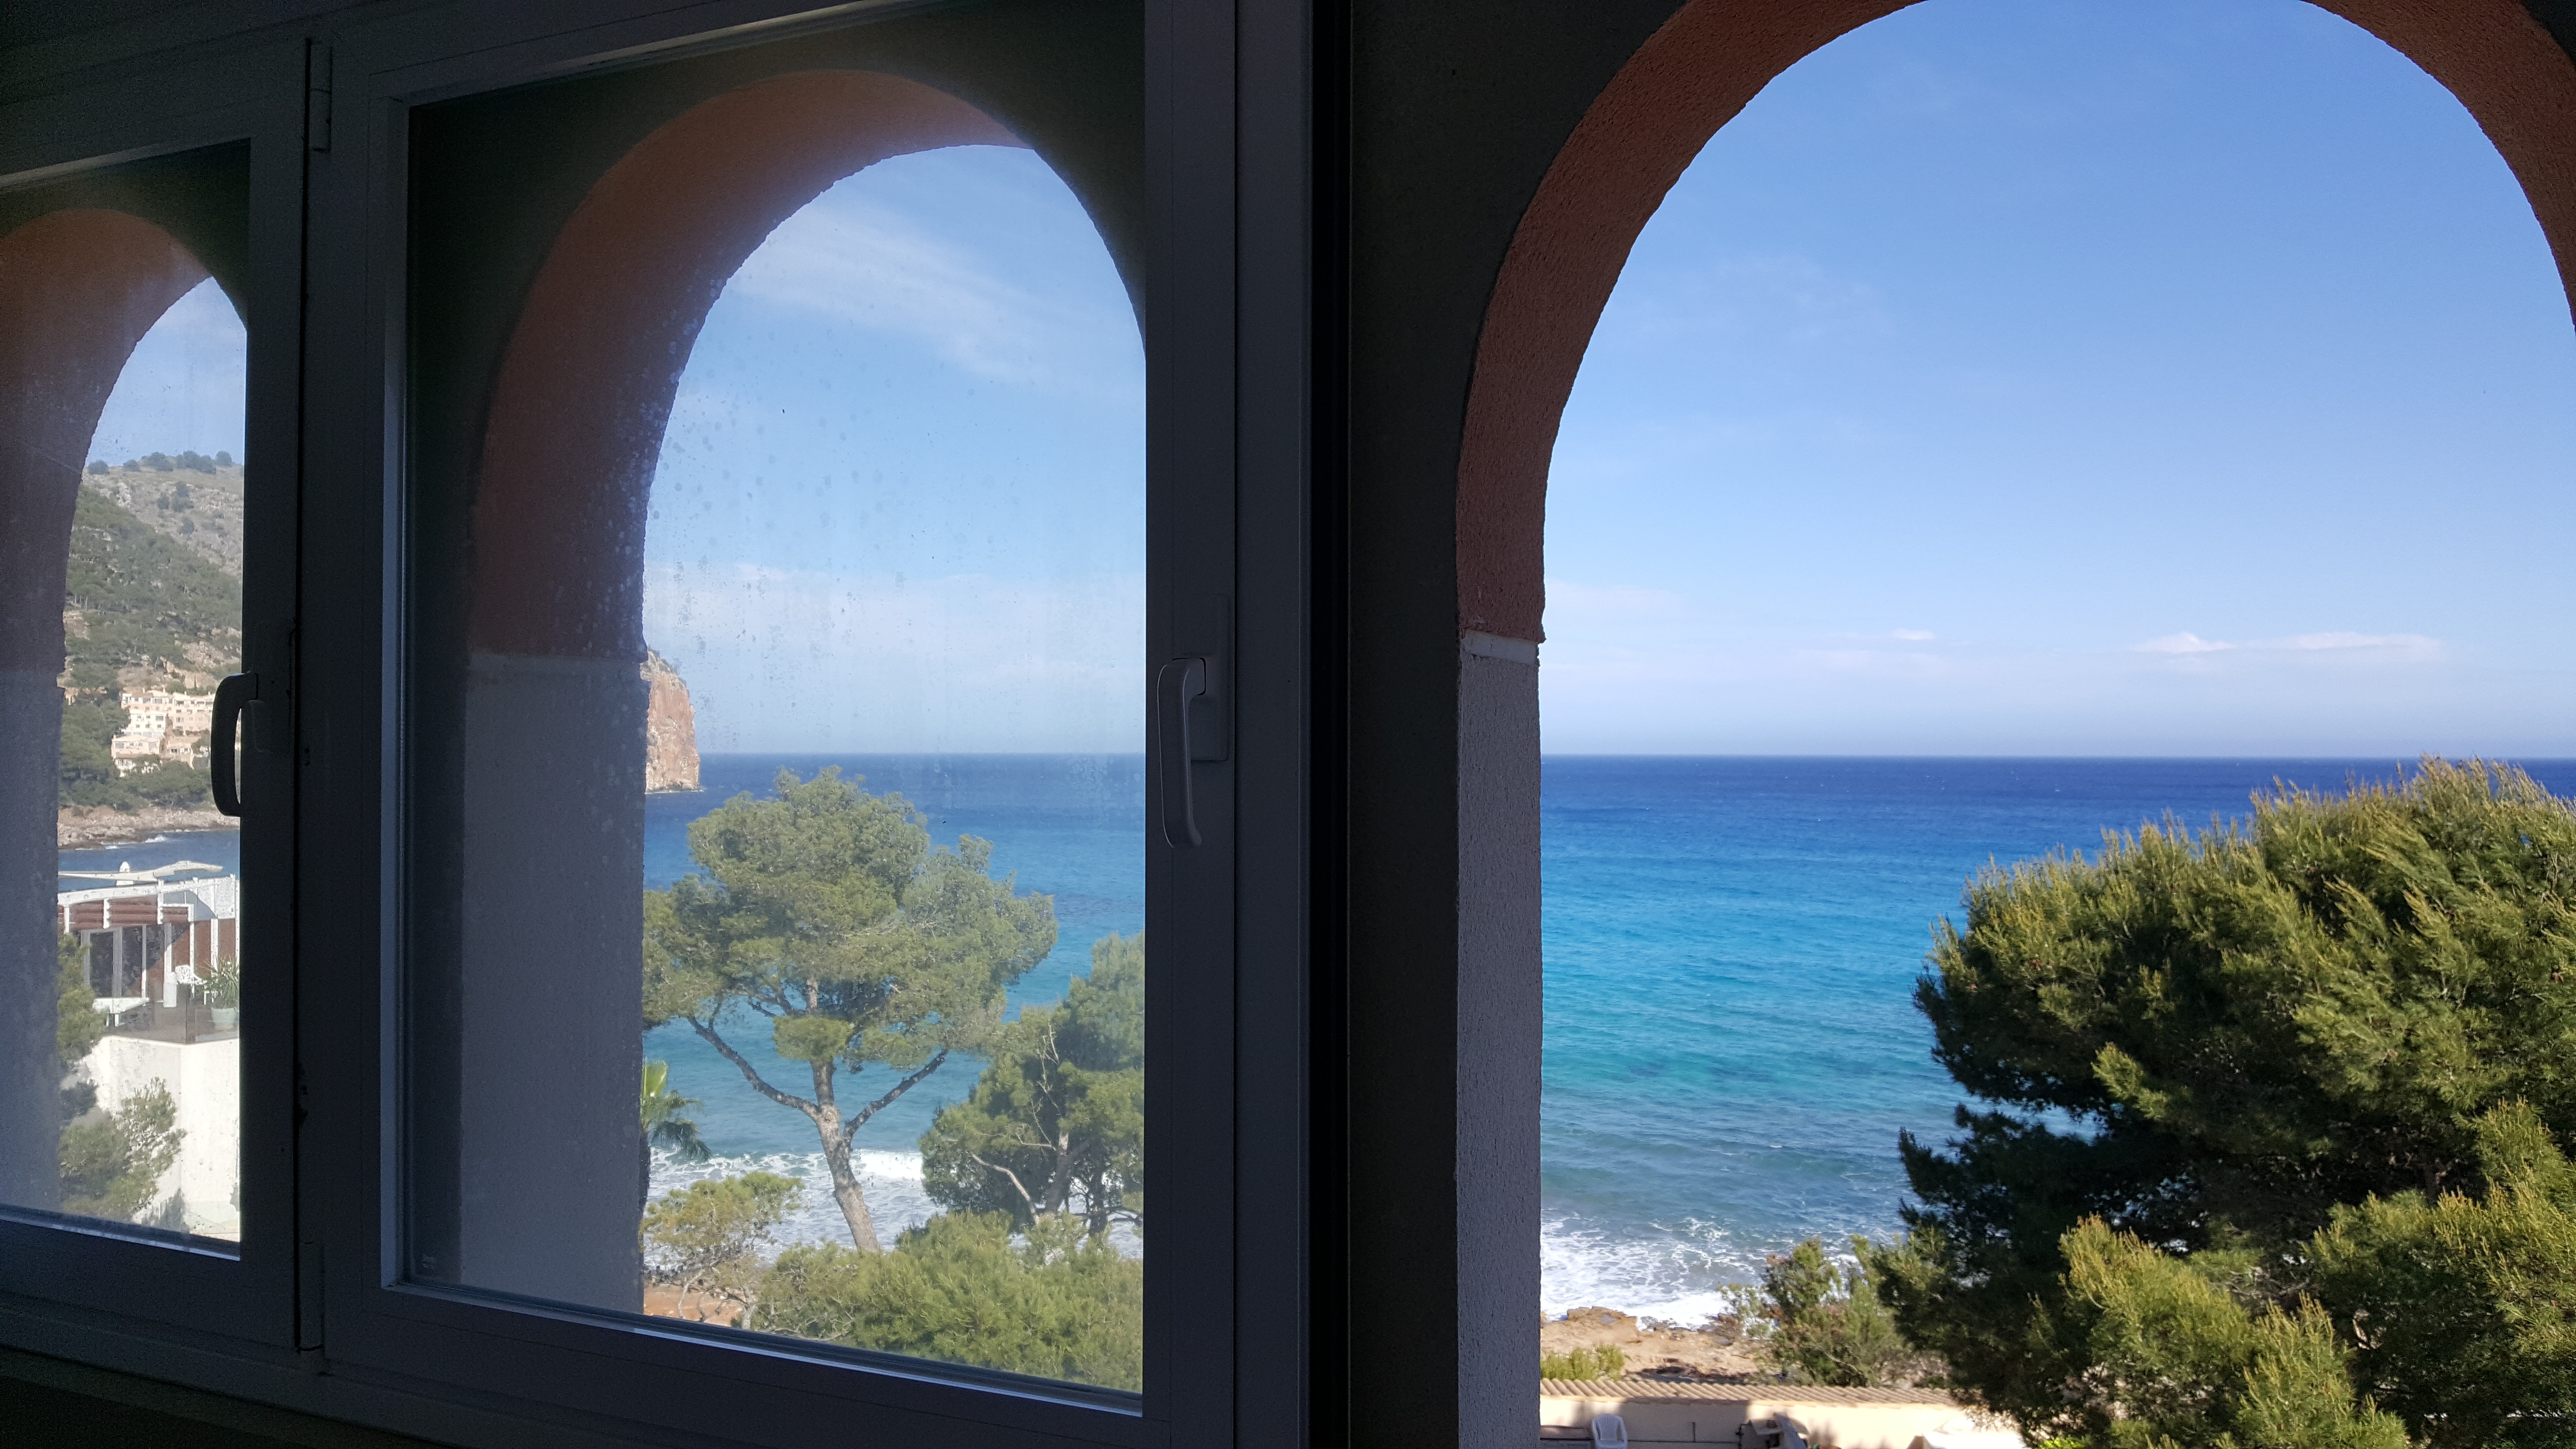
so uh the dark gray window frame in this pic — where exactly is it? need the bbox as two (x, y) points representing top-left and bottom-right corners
(0, 2), (1321, 1445)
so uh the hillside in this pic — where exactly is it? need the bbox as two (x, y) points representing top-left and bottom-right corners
(80, 459), (246, 574)
(59, 462), (244, 825)
(63, 476), (242, 692)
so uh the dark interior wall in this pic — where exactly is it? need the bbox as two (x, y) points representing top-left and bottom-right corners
(1338, 2), (1686, 1441)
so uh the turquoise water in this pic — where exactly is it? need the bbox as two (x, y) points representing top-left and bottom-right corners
(1537, 755), (2576, 1319)
(73, 755), (2576, 1284)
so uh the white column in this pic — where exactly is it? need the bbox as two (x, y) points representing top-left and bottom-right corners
(1456, 630), (1542, 1449)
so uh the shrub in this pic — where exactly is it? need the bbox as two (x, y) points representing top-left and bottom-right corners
(642, 1171), (800, 1322)
(1539, 1343), (1625, 1380)
(1728, 1237), (1933, 1388)
(59, 1083), (183, 1222)
(752, 1212), (1141, 1390)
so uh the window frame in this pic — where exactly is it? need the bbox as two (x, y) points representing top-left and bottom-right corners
(0, 40), (308, 1355)
(0, 1), (1303, 1447)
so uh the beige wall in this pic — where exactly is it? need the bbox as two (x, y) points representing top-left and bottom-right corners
(1541, 1393), (2019, 1449)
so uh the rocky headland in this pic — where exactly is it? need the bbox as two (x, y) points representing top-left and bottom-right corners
(644, 647), (701, 793)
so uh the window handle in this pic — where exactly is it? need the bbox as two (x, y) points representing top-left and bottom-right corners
(1158, 656), (1207, 848)
(211, 672), (259, 818)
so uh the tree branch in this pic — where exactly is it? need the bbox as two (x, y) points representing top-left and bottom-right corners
(969, 1152), (1041, 1218)
(839, 1048), (949, 1146)
(691, 1017), (821, 1121)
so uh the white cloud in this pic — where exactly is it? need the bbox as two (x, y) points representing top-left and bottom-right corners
(2132, 629), (2440, 659)
(643, 561), (1143, 753)
(725, 189), (1140, 403)
(1889, 628), (1936, 642)
(2136, 631), (2234, 655)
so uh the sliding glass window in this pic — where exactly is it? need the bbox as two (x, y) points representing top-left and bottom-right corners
(0, 146), (257, 1250)
(401, 1), (1152, 1398)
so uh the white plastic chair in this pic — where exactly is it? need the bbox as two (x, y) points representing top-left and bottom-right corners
(1588, 1412), (1628, 1448)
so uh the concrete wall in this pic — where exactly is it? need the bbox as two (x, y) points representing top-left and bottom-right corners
(85, 1032), (242, 1238)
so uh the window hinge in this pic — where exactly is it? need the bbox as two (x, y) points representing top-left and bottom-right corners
(306, 42), (333, 152)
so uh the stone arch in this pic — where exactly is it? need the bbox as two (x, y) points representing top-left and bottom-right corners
(0, 208), (226, 1206)
(434, 68), (1115, 1307)
(467, 69), (1023, 662)
(1455, 0), (2576, 643)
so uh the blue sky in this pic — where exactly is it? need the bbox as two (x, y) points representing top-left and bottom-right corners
(642, 145), (1143, 754)
(87, 277), (245, 466)
(82, 1), (2576, 758)
(1541, 0), (2576, 756)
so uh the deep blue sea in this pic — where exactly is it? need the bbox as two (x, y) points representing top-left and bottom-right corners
(1536, 755), (2576, 1320)
(69, 754), (2576, 1292)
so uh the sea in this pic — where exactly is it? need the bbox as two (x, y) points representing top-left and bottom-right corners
(66, 754), (2576, 1317)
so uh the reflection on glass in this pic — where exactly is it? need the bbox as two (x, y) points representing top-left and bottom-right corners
(1, 194), (248, 1245)
(427, 129), (1143, 1390)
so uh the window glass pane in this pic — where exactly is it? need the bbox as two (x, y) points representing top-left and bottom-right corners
(406, 16), (1145, 1394)
(0, 150), (251, 1246)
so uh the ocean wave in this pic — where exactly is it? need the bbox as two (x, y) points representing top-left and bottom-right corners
(648, 1147), (1142, 1259)
(1539, 1213), (1769, 1323)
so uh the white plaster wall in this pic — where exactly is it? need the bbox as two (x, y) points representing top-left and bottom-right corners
(456, 650), (645, 1307)
(85, 1031), (241, 1235)
(1460, 630), (1543, 1449)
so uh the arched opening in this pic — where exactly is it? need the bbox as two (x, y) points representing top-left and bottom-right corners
(1458, 0), (2576, 643)
(409, 59), (1149, 1393)
(1464, 0), (2576, 1429)
(0, 197), (248, 1227)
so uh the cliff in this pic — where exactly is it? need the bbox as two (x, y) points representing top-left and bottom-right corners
(642, 648), (701, 793)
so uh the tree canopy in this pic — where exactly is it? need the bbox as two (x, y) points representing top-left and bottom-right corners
(751, 1212), (1142, 1390)
(1872, 760), (2576, 1444)
(921, 931), (1143, 1240)
(642, 768), (1056, 1251)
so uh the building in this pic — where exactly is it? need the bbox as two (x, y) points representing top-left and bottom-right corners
(107, 687), (215, 774)
(55, 862), (239, 1008)
(53, 863), (242, 1241)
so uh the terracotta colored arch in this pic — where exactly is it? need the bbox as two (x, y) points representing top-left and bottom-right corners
(0, 209), (214, 675)
(0, 207), (217, 1207)
(467, 69), (1022, 662)
(1456, 0), (2576, 643)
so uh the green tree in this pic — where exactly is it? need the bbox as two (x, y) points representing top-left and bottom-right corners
(61, 485), (241, 688)
(59, 1082), (183, 1222)
(2025, 1218), (2407, 1449)
(58, 933), (106, 1071)
(2304, 1102), (2576, 1447)
(752, 1212), (1142, 1390)
(58, 698), (131, 809)
(1872, 760), (2576, 1440)
(641, 1171), (801, 1322)
(1725, 1237), (1927, 1387)
(921, 931), (1143, 1240)
(642, 768), (1056, 1252)
(641, 1059), (710, 1162)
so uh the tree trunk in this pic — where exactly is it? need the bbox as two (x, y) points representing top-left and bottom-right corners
(808, 1059), (881, 1252)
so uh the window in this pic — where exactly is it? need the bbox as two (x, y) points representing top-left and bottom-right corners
(404, 66), (1148, 1388)
(0, 128), (292, 1345)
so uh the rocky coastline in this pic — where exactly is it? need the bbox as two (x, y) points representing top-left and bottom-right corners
(59, 804), (240, 849)
(1544, 1305), (1762, 1380)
